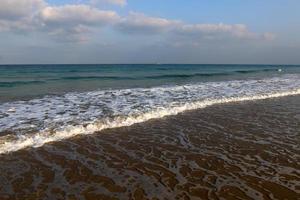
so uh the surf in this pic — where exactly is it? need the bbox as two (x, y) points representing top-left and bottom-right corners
(0, 74), (300, 154)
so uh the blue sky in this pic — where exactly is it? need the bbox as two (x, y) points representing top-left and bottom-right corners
(0, 0), (299, 64)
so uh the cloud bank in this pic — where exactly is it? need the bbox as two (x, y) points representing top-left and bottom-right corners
(117, 12), (275, 42)
(0, 0), (275, 43)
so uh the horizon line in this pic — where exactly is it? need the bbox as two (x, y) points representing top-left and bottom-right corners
(0, 63), (299, 66)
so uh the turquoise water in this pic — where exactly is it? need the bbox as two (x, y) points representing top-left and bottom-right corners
(1, 64), (300, 154)
(1, 64), (299, 102)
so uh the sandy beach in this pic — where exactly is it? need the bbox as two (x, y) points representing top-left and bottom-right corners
(0, 95), (299, 200)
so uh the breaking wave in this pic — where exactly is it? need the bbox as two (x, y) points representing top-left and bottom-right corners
(0, 74), (300, 154)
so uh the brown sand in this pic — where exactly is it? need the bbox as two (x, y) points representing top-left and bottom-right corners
(0, 95), (299, 200)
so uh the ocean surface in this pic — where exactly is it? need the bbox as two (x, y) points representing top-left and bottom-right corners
(0, 64), (300, 154)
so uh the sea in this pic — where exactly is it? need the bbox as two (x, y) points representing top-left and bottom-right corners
(0, 64), (300, 154)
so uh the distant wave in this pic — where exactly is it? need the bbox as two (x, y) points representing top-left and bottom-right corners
(145, 69), (278, 79)
(145, 73), (229, 79)
(0, 81), (45, 87)
(0, 69), (280, 88)
(60, 74), (227, 80)
(45, 68), (283, 81)
(60, 76), (136, 80)
(235, 69), (277, 74)
(0, 74), (299, 154)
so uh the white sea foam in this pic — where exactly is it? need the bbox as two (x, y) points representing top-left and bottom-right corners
(0, 74), (300, 154)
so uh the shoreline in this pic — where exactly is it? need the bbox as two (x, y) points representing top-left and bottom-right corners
(1, 89), (300, 155)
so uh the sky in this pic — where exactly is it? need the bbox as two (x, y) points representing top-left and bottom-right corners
(0, 0), (300, 64)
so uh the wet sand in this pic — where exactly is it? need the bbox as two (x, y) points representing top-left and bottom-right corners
(0, 95), (299, 200)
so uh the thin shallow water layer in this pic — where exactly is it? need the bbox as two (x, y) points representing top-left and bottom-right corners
(0, 95), (299, 200)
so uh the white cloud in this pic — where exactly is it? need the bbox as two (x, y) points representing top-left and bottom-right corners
(90, 0), (127, 6)
(0, 0), (45, 31)
(39, 5), (120, 26)
(38, 4), (120, 42)
(0, 0), (45, 19)
(47, 25), (91, 43)
(117, 12), (181, 34)
(262, 32), (276, 41)
(175, 23), (258, 40)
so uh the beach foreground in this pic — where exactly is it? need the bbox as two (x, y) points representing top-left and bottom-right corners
(0, 95), (299, 200)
